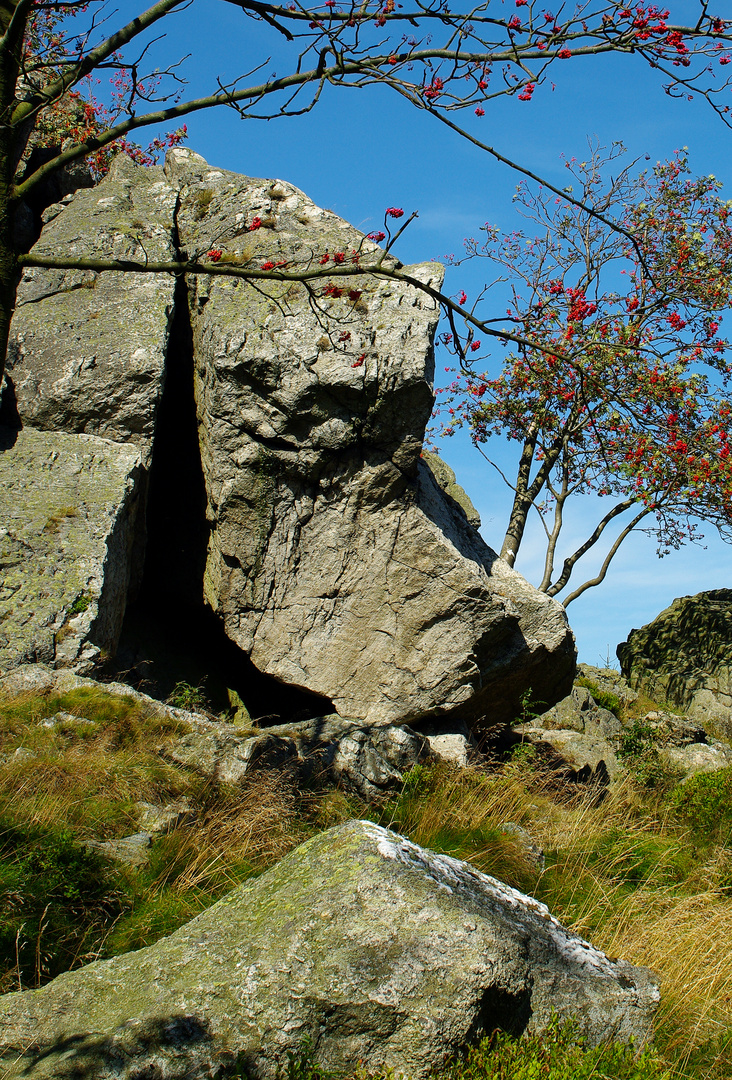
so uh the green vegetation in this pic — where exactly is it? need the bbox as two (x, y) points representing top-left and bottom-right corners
(1, 681), (731, 1076)
(671, 768), (732, 842)
(441, 1022), (671, 1080)
(193, 187), (214, 219)
(575, 676), (622, 718)
(166, 679), (209, 712)
(69, 592), (92, 615)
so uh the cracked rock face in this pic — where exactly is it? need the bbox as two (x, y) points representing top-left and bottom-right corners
(1, 148), (575, 724)
(618, 590), (732, 738)
(0, 821), (658, 1080)
(166, 148), (575, 725)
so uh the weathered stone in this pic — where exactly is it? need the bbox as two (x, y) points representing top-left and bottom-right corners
(618, 591), (732, 737)
(515, 724), (621, 784)
(160, 147), (575, 727)
(577, 664), (639, 708)
(167, 713), (431, 799)
(41, 711), (95, 729)
(85, 831), (152, 867)
(535, 685), (623, 742)
(421, 449), (481, 528)
(0, 821), (659, 1080)
(7, 154), (177, 463)
(135, 799), (196, 834)
(427, 730), (472, 767)
(167, 726), (298, 785)
(4, 148), (575, 723)
(0, 428), (143, 673)
(661, 740), (732, 779)
(0, 663), (56, 696)
(640, 710), (707, 747)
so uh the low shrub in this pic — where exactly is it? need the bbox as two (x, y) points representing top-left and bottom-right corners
(670, 767), (732, 840)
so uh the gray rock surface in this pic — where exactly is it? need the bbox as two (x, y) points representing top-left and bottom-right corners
(618, 591), (732, 737)
(661, 740), (732, 779)
(7, 154), (177, 462)
(85, 831), (153, 867)
(577, 664), (639, 709)
(0, 821), (659, 1080)
(421, 449), (481, 528)
(535, 685), (623, 741)
(163, 147), (575, 726)
(3, 147), (575, 727)
(516, 725), (620, 784)
(135, 799), (196, 834)
(167, 713), (431, 799)
(427, 730), (472, 767)
(0, 428), (143, 672)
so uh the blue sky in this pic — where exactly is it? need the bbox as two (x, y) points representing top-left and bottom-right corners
(103, 0), (731, 664)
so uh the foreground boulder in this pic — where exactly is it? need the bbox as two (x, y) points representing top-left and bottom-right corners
(0, 821), (658, 1080)
(618, 591), (732, 737)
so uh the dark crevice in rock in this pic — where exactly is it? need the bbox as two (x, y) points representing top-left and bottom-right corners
(465, 985), (533, 1042)
(114, 276), (334, 723)
(0, 375), (21, 432)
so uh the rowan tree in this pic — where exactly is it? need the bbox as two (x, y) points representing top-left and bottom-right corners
(435, 143), (732, 603)
(0, 0), (731, 393)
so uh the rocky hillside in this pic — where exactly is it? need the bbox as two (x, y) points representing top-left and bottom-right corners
(1, 149), (731, 1080)
(1, 660), (731, 1077)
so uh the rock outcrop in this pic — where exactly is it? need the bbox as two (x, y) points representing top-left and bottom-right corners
(167, 712), (432, 800)
(1, 147), (576, 724)
(618, 591), (732, 737)
(514, 665), (732, 785)
(0, 821), (658, 1080)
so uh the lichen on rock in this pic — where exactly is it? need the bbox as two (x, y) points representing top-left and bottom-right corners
(0, 820), (659, 1080)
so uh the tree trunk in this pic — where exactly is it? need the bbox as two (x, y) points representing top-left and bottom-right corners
(0, 0), (26, 387)
(499, 430), (537, 568)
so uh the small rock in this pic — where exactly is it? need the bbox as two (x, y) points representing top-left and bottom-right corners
(641, 711), (706, 747)
(537, 686), (622, 741)
(40, 711), (95, 729)
(426, 732), (471, 767)
(662, 740), (732, 780)
(515, 725), (620, 784)
(577, 664), (638, 708)
(166, 715), (430, 800)
(11, 747), (35, 762)
(135, 799), (196, 835)
(84, 832), (153, 867)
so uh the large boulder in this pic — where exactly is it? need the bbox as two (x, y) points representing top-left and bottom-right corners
(0, 428), (143, 672)
(1, 146), (575, 725)
(163, 148), (575, 725)
(618, 591), (732, 737)
(0, 821), (658, 1080)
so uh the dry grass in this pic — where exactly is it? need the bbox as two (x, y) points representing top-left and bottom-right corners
(2, 683), (732, 1077)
